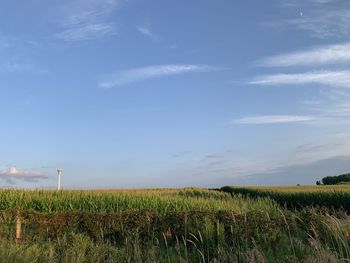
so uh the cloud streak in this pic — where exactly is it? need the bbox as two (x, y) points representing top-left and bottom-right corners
(302, 89), (350, 122)
(287, 9), (350, 39)
(56, 23), (116, 42)
(232, 115), (316, 125)
(249, 70), (350, 88)
(55, 0), (122, 42)
(99, 64), (222, 88)
(269, 1), (350, 39)
(0, 35), (45, 75)
(0, 62), (47, 74)
(259, 42), (350, 67)
(136, 25), (159, 41)
(0, 166), (49, 185)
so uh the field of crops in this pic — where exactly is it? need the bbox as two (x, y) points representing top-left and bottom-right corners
(221, 185), (350, 212)
(0, 188), (277, 214)
(230, 185), (350, 193)
(0, 188), (349, 262)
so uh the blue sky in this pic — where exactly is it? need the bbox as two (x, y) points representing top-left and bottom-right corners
(1, 0), (350, 188)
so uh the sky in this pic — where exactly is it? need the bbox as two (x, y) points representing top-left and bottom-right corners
(1, 0), (350, 188)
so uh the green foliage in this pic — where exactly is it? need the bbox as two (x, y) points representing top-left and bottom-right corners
(221, 185), (350, 212)
(0, 188), (277, 214)
(0, 188), (348, 262)
(322, 173), (350, 185)
(0, 208), (347, 262)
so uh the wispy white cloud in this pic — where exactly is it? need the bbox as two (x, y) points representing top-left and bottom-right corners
(0, 36), (39, 51)
(0, 62), (47, 74)
(269, 1), (350, 39)
(316, 102), (350, 118)
(232, 115), (316, 125)
(99, 64), (222, 88)
(232, 90), (350, 128)
(56, 23), (116, 41)
(156, 133), (350, 186)
(259, 42), (350, 67)
(289, 133), (350, 166)
(170, 133), (350, 186)
(249, 70), (350, 88)
(136, 25), (159, 41)
(0, 166), (49, 185)
(303, 89), (350, 119)
(55, 0), (122, 42)
(0, 35), (45, 74)
(287, 9), (350, 39)
(206, 134), (350, 182)
(282, 0), (335, 7)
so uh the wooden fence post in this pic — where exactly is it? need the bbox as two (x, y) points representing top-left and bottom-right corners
(15, 211), (21, 242)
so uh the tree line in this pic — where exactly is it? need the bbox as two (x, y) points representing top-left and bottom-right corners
(316, 173), (350, 185)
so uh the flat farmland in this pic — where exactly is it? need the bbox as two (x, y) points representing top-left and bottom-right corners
(221, 185), (350, 213)
(0, 188), (348, 262)
(230, 184), (350, 192)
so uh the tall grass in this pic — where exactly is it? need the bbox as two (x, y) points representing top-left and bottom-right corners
(0, 209), (348, 262)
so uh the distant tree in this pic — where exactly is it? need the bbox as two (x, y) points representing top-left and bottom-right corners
(321, 173), (350, 185)
(316, 180), (321, 185)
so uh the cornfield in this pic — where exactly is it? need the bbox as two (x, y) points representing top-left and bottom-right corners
(0, 188), (277, 214)
(0, 187), (348, 262)
(221, 185), (350, 212)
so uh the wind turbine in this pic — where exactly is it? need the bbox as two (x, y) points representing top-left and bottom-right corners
(57, 169), (62, 190)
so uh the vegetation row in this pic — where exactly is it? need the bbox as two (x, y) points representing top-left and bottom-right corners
(0, 188), (349, 262)
(220, 186), (350, 212)
(0, 208), (349, 262)
(0, 188), (277, 214)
